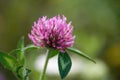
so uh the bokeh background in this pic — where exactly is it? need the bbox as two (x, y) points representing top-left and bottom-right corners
(0, 0), (120, 80)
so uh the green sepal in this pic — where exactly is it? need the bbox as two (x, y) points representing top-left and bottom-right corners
(0, 51), (17, 71)
(58, 51), (72, 79)
(67, 47), (96, 63)
(48, 48), (59, 58)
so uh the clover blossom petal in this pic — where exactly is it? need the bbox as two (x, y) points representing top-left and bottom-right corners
(28, 15), (75, 52)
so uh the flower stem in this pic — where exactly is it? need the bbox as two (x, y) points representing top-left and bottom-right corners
(40, 49), (49, 80)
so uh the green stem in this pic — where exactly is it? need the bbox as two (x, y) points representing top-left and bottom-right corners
(40, 49), (49, 80)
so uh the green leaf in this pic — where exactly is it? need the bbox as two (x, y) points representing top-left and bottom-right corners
(0, 51), (17, 71)
(23, 44), (39, 51)
(17, 36), (24, 49)
(48, 49), (59, 58)
(67, 47), (96, 63)
(17, 37), (25, 65)
(19, 51), (25, 65)
(16, 66), (31, 80)
(9, 49), (21, 55)
(9, 49), (25, 65)
(58, 52), (72, 79)
(16, 66), (23, 79)
(23, 68), (31, 80)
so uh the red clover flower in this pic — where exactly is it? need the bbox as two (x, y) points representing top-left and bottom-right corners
(28, 15), (75, 52)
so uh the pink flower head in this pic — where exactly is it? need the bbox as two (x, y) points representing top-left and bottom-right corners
(28, 15), (75, 52)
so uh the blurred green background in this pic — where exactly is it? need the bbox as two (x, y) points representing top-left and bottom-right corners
(0, 0), (120, 80)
